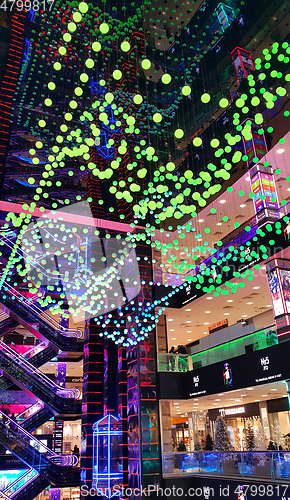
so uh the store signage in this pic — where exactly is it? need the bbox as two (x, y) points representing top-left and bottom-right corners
(219, 407), (245, 417)
(208, 319), (228, 334)
(52, 419), (63, 455)
(186, 343), (290, 399)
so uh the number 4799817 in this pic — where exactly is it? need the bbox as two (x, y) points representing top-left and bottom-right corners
(0, 0), (55, 11)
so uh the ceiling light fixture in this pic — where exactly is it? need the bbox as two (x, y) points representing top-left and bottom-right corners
(220, 200), (226, 204)
(277, 149), (284, 154)
(198, 219), (204, 223)
(240, 204), (246, 208)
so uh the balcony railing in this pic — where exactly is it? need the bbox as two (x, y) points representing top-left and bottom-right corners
(157, 326), (278, 372)
(162, 451), (290, 481)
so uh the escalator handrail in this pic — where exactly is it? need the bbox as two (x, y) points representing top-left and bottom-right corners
(2, 282), (82, 339)
(17, 403), (45, 422)
(2, 468), (38, 497)
(0, 412), (78, 467)
(0, 340), (80, 399)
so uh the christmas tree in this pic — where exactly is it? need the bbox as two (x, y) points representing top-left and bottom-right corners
(254, 422), (266, 450)
(214, 416), (232, 452)
(270, 418), (286, 450)
(203, 433), (214, 451)
(245, 421), (255, 451)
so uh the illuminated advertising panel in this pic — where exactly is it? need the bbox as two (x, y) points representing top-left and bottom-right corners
(260, 172), (278, 210)
(268, 270), (284, 317)
(251, 173), (263, 212)
(280, 269), (290, 314)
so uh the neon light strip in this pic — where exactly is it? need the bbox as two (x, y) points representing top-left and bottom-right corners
(0, 200), (138, 233)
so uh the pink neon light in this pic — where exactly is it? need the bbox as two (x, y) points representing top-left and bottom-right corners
(0, 200), (137, 233)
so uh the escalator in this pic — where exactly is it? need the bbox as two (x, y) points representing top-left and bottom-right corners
(0, 283), (82, 352)
(0, 342), (56, 393)
(0, 413), (79, 486)
(0, 471), (49, 500)
(18, 404), (54, 433)
(0, 340), (81, 415)
(0, 276), (82, 498)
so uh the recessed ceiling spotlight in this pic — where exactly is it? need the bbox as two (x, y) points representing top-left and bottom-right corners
(253, 286), (260, 289)
(205, 311), (211, 313)
(204, 322), (209, 325)
(186, 308), (191, 311)
(215, 399), (220, 401)
(242, 315), (247, 317)
(247, 388), (253, 391)
(186, 320), (191, 323)
(267, 305), (272, 307)
(187, 338), (192, 341)
(262, 394), (268, 397)
(218, 393), (224, 396)
(220, 200), (226, 204)
(240, 204), (246, 208)
(187, 330), (192, 333)
(277, 149), (284, 154)
(247, 302), (253, 305)
(217, 222), (222, 226)
(224, 313), (229, 316)
(170, 329), (175, 331)
(207, 297), (213, 300)
(271, 388), (277, 391)
(168, 318), (173, 321)
(172, 337), (176, 340)
(203, 331), (207, 334)
(227, 300), (233, 303)
(198, 219), (204, 223)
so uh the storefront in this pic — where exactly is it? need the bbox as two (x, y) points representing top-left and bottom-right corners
(208, 399), (290, 451)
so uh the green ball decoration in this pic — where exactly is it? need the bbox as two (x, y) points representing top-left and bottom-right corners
(100, 23), (109, 34)
(68, 22), (77, 33)
(78, 1), (88, 13)
(92, 41), (101, 52)
(141, 59), (151, 70)
(201, 93), (210, 103)
(133, 94), (143, 105)
(182, 85), (191, 96)
(85, 59), (94, 69)
(175, 129), (184, 139)
(153, 113), (162, 123)
(113, 70), (122, 80)
(121, 41), (130, 52)
(193, 137), (202, 147)
(210, 138), (219, 148)
(162, 73), (172, 84)
(219, 98), (228, 108)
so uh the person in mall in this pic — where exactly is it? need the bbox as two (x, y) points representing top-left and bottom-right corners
(9, 413), (18, 432)
(72, 444), (80, 463)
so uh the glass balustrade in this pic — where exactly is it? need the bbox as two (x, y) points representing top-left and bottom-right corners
(1, 469), (39, 498)
(0, 340), (80, 399)
(162, 451), (290, 480)
(0, 412), (78, 470)
(1, 282), (82, 339)
(157, 326), (278, 372)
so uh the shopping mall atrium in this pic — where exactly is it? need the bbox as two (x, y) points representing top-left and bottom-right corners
(0, 0), (290, 499)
